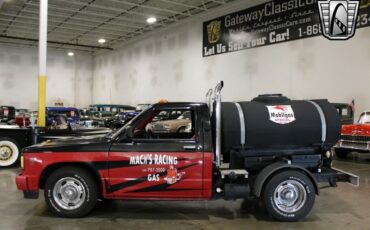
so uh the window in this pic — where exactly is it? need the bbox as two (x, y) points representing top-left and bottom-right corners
(358, 113), (370, 124)
(133, 109), (195, 140)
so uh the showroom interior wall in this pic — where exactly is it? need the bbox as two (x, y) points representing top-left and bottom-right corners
(93, 0), (370, 120)
(0, 44), (93, 110)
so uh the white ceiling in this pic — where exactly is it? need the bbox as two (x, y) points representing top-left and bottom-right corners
(0, 0), (236, 52)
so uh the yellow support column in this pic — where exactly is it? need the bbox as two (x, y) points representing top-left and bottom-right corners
(37, 0), (48, 127)
(37, 75), (46, 127)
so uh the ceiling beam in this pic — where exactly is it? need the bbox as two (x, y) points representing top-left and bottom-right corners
(0, 12), (140, 34)
(0, 35), (113, 50)
(106, 0), (191, 16)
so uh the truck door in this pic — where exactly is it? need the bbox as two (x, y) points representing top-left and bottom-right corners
(108, 106), (204, 199)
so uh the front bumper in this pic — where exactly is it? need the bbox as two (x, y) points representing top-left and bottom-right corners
(16, 174), (39, 199)
(335, 140), (370, 152)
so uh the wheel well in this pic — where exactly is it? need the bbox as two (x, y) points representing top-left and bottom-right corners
(253, 163), (319, 197)
(39, 163), (103, 197)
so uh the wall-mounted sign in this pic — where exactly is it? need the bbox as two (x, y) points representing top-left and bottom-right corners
(203, 0), (370, 57)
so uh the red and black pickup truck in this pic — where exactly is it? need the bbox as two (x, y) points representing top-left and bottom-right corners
(16, 82), (358, 221)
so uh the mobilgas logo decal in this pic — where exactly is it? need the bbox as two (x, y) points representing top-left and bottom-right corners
(266, 105), (296, 124)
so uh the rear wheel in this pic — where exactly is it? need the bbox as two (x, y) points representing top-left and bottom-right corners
(0, 138), (20, 167)
(44, 167), (98, 218)
(263, 170), (315, 221)
(334, 149), (350, 158)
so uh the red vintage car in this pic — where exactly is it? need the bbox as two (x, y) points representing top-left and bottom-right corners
(334, 111), (370, 158)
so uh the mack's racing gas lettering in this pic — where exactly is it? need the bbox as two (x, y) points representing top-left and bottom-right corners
(129, 154), (178, 165)
(266, 105), (296, 124)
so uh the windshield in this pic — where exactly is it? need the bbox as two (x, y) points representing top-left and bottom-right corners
(358, 112), (370, 124)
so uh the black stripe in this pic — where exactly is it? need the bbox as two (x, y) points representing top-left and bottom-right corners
(109, 176), (148, 193)
(107, 162), (200, 193)
(130, 184), (203, 193)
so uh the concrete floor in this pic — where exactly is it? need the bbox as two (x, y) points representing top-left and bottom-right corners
(0, 154), (369, 230)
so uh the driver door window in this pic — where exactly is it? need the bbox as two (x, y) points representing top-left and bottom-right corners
(133, 109), (195, 140)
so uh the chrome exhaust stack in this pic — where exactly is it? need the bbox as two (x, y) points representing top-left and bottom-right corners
(205, 88), (213, 115)
(214, 81), (223, 168)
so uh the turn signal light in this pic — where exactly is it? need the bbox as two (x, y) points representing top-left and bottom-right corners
(20, 156), (24, 169)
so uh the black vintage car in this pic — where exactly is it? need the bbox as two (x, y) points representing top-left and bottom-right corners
(0, 115), (111, 167)
(0, 106), (16, 124)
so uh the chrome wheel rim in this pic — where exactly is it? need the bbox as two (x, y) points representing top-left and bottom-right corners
(53, 177), (86, 210)
(0, 145), (12, 161)
(0, 141), (18, 166)
(273, 180), (307, 213)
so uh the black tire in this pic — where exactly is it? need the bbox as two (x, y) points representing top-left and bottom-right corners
(334, 149), (350, 158)
(0, 137), (21, 167)
(44, 166), (98, 218)
(263, 170), (315, 221)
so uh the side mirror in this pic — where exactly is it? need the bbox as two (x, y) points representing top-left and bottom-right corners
(117, 125), (133, 142)
(125, 126), (133, 139)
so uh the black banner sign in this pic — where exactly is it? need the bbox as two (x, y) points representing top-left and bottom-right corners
(203, 0), (370, 57)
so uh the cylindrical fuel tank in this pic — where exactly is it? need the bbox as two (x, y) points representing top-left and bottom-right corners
(221, 95), (340, 161)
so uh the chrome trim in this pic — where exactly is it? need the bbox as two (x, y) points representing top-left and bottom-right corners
(273, 180), (307, 213)
(205, 88), (213, 116)
(233, 102), (245, 146)
(307, 101), (327, 144)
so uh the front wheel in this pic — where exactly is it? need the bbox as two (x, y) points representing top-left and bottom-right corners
(44, 167), (98, 218)
(263, 170), (315, 221)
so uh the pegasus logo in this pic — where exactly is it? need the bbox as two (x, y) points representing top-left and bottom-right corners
(318, 0), (360, 40)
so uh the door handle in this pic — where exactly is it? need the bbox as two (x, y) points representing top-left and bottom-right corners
(183, 145), (197, 150)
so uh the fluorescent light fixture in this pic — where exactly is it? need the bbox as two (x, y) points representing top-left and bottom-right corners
(67, 52), (74, 56)
(146, 17), (157, 24)
(98, 38), (106, 44)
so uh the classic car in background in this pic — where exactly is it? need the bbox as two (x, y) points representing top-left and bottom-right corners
(333, 103), (354, 125)
(146, 110), (192, 138)
(334, 111), (370, 158)
(109, 104), (151, 129)
(46, 107), (80, 126)
(89, 104), (135, 114)
(0, 106), (15, 124)
(15, 109), (29, 116)
(79, 109), (98, 127)
(91, 111), (115, 127)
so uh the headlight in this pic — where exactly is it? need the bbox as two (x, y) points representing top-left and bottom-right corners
(163, 124), (170, 129)
(20, 156), (24, 169)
